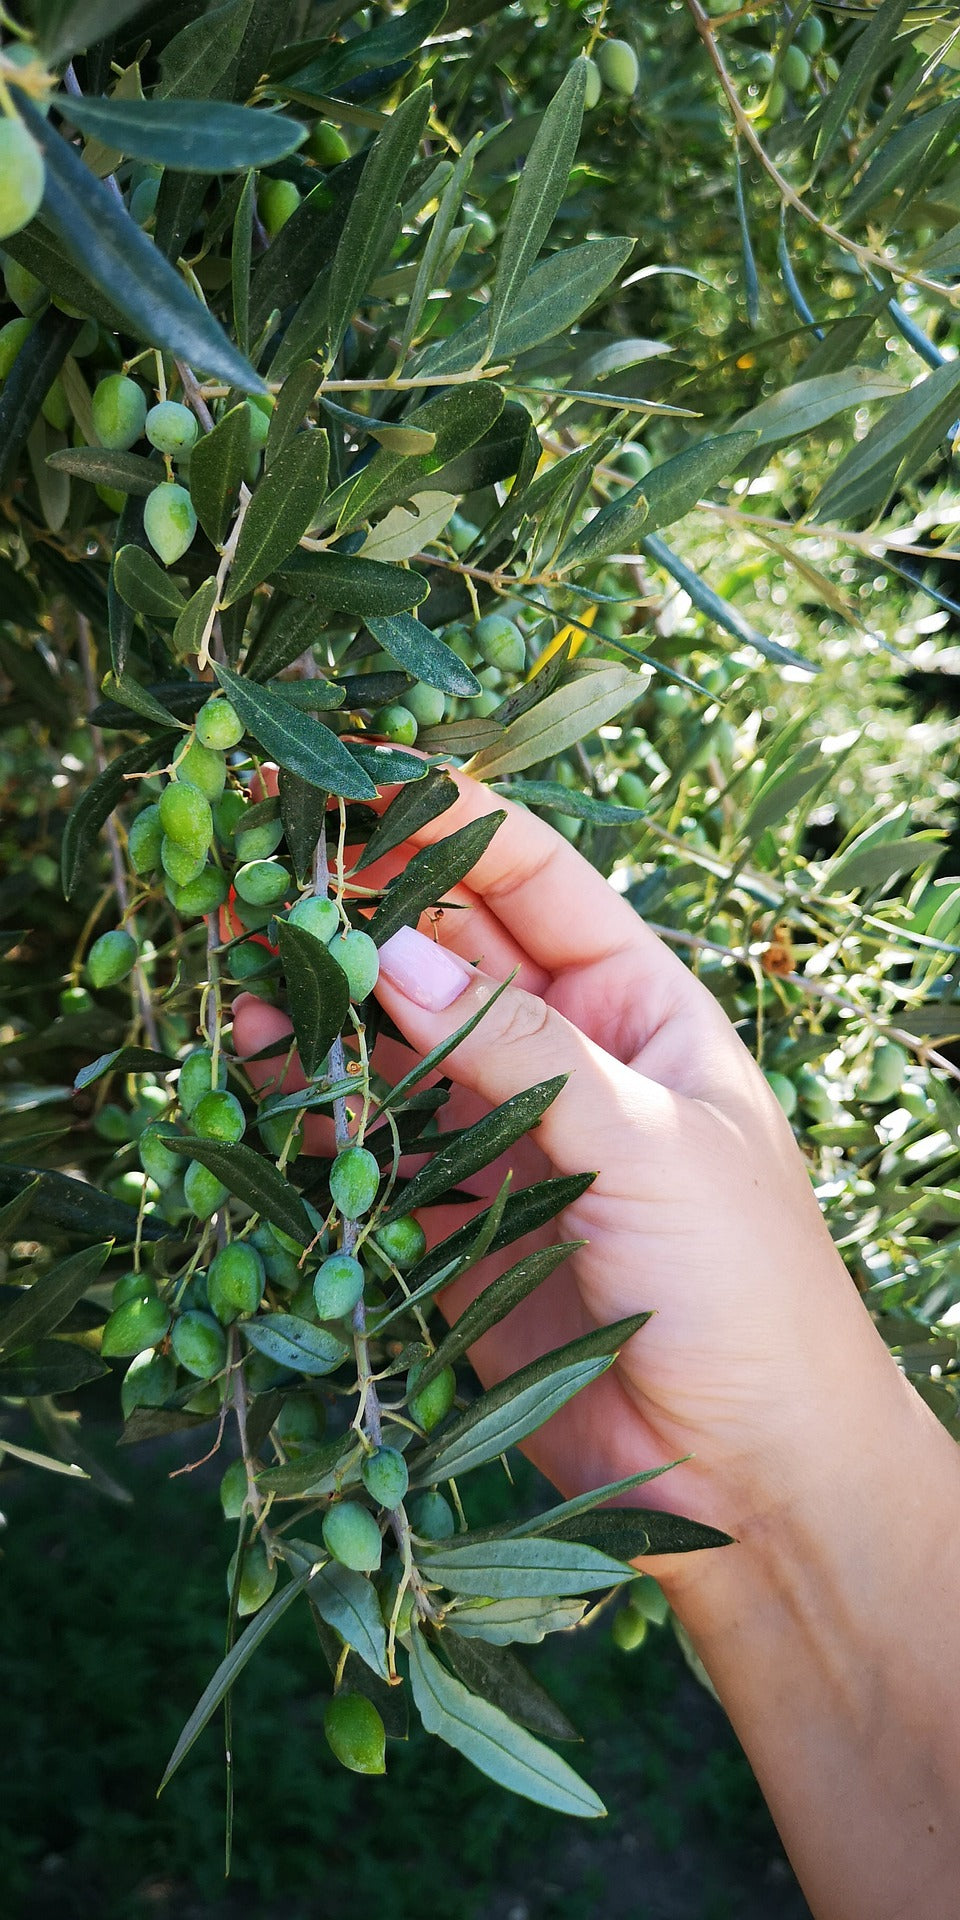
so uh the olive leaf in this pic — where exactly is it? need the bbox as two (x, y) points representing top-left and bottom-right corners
(353, 767), (460, 871)
(0, 1242), (112, 1355)
(154, 1132), (314, 1245)
(418, 1535), (635, 1599)
(275, 920), (350, 1080)
(439, 1635), (579, 1742)
(380, 1075), (567, 1223)
(242, 1314), (350, 1377)
(446, 1596), (587, 1646)
(223, 429), (330, 604)
(369, 810), (505, 946)
(189, 404), (251, 547)
(60, 95), (306, 172)
(212, 665), (377, 801)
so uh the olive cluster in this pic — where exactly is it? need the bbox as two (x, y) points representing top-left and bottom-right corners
(370, 611), (527, 744)
(583, 38), (640, 109)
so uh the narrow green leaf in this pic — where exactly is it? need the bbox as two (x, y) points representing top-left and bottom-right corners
(233, 172), (255, 359)
(62, 732), (177, 898)
(172, 578), (219, 660)
(213, 664), (377, 800)
(467, 667), (640, 780)
(736, 370), (904, 448)
(560, 430), (758, 569)
(508, 1466), (682, 1538)
(422, 237), (633, 379)
(242, 1313), (349, 1376)
(440, 1635), (579, 1742)
(278, 767), (328, 881)
(113, 545), (187, 619)
(641, 536), (816, 674)
(0, 1438), (89, 1480)
(411, 1356), (613, 1485)
(275, 551), (429, 617)
(45, 446), (160, 495)
(275, 920), (350, 1080)
(420, 1535), (634, 1599)
(224, 430), (329, 604)
(0, 1181), (41, 1245)
(0, 1341), (109, 1396)
(159, 1567), (312, 1792)
(155, 1131), (314, 1244)
(73, 1046), (177, 1091)
(60, 95), (306, 172)
(0, 1242), (111, 1356)
(447, 1596), (586, 1645)
(369, 811), (505, 947)
(349, 742), (428, 786)
(37, 0), (153, 64)
(546, 1508), (733, 1557)
(100, 671), (190, 731)
(365, 614), (481, 697)
(382, 1076), (566, 1225)
(357, 493), (458, 563)
(108, 494), (144, 676)
(14, 92), (264, 395)
(242, 596), (321, 682)
(486, 61), (587, 355)
(322, 85), (432, 370)
(814, 0), (914, 172)
(257, 1434), (358, 1499)
(813, 359), (960, 524)
(490, 779), (645, 825)
(415, 1243), (582, 1390)
(333, 383), (505, 532)
(266, 362), (322, 470)
(286, 1550), (388, 1680)
(275, 0), (445, 92)
(189, 404), (252, 547)
(353, 767), (460, 871)
(400, 131), (482, 356)
(409, 1629), (605, 1817)
(0, 1165), (169, 1242)
(158, 0), (254, 99)
(397, 1174), (596, 1293)
(0, 306), (78, 491)
(248, 156), (366, 338)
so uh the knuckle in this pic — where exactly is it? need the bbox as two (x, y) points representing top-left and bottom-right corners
(495, 988), (552, 1053)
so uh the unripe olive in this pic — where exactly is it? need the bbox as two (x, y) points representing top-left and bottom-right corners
(159, 778), (213, 852)
(447, 511), (478, 555)
(408, 1489), (455, 1540)
(128, 803), (163, 873)
(42, 376), (72, 434)
(583, 55), (602, 110)
(272, 1395), (325, 1453)
(322, 1499), (383, 1573)
(798, 13), (825, 55)
(3, 257), (45, 315)
(371, 703), (418, 747)
(112, 1269), (156, 1309)
(159, 1183), (188, 1230)
(121, 1348), (176, 1416)
(781, 43), (811, 91)
(596, 37), (639, 98)
(161, 835), (207, 886)
(257, 1109), (303, 1160)
(244, 1349), (291, 1394)
(251, 1222), (300, 1291)
(329, 1145), (380, 1220)
(207, 1241), (265, 1323)
(764, 78), (787, 117)
(172, 867), (229, 917)
(234, 858), (289, 906)
(178, 1046), (228, 1115)
(472, 688), (500, 719)
(313, 1252), (364, 1320)
(109, 1169), (159, 1210)
(258, 176), (300, 236)
(196, 696), (244, 751)
(138, 1125), (181, 1189)
(171, 1309), (228, 1378)
(307, 121), (350, 166)
(245, 397), (272, 447)
(144, 481), (197, 565)
(145, 400), (198, 456)
(763, 1070), (798, 1119)
(214, 788), (248, 844)
(94, 1102), (134, 1144)
(129, 175), (160, 226)
(287, 894), (339, 943)
(406, 1359), (456, 1432)
(612, 1602), (648, 1652)
(0, 119), (46, 241)
(631, 1576), (670, 1626)
(229, 938), (276, 982)
(327, 928), (379, 1002)
(136, 1084), (169, 1122)
(795, 1066), (835, 1125)
(373, 1214), (426, 1272)
(219, 1457), (248, 1518)
(228, 1538), (277, 1615)
(193, 1088), (245, 1144)
(177, 739), (227, 801)
(324, 1692), (386, 1774)
(235, 816), (284, 863)
(474, 614), (525, 674)
(862, 1041), (908, 1105)
(443, 622), (476, 664)
(361, 1445), (409, 1509)
(617, 443), (652, 482)
(183, 1377), (224, 1414)
(101, 1293), (171, 1357)
(402, 682), (445, 729)
(0, 315), (33, 380)
(59, 985), (93, 1016)
(87, 927), (138, 989)
(92, 373), (147, 451)
(183, 1159), (230, 1219)
(616, 771), (648, 810)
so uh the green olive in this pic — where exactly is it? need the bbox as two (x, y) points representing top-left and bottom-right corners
(323, 1693), (385, 1774)
(322, 1499), (383, 1573)
(144, 481), (197, 565)
(329, 1145), (380, 1220)
(91, 373), (147, 451)
(312, 1252), (365, 1320)
(87, 927), (138, 990)
(145, 401), (198, 456)
(0, 118), (46, 241)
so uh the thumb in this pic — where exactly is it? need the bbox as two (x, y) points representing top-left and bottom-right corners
(375, 923), (668, 1181)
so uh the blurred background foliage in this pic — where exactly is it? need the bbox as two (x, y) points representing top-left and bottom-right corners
(5, 0), (960, 1910)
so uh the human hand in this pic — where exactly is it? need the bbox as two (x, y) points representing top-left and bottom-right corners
(232, 769), (888, 1577)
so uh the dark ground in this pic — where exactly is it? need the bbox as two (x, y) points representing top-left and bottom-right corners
(0, 1415), (811, 1920)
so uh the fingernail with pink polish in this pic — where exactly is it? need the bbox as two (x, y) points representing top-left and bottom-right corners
(377, 925), (473, 1012)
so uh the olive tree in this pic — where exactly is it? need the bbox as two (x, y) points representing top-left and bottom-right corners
(2, 0), (960, 1828)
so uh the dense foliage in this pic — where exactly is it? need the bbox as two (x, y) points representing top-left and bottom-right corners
(3, 0), (960, 1834)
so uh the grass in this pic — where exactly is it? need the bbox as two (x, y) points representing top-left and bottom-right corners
(0, 1415), (809, 1920)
